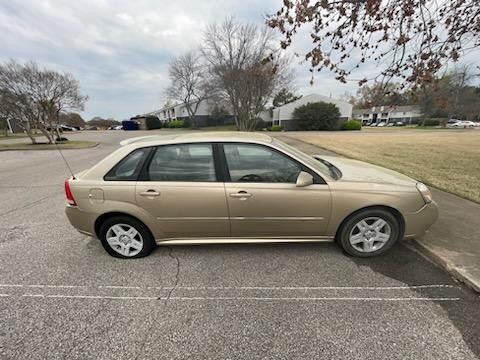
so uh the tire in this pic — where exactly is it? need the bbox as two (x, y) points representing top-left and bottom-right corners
(337, 208), (402, 257)
(98, 216), (156, 259)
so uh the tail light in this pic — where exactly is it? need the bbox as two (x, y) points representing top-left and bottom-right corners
(64, 179), (77, 206)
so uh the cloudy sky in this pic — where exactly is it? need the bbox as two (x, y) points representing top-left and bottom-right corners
(0, 0), (362, 120)
(2, 1), (475, 121)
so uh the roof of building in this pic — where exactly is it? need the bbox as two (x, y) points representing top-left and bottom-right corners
(276, 93), (352, 110)
(353, 105), (421, 115)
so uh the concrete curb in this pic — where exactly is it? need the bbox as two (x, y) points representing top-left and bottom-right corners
(0, 142), (99, 151)
(406, 240), (480, 294)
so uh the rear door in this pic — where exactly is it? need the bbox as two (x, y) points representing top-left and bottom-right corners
(135, 143), (229, 239)
(222, 142), (331, 238)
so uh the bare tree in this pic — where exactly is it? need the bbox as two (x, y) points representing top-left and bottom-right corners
(267, 0), (480, 89)
(166, 51), (209, 128)
(0, 89), (15, 136)
(203, 18), (291, 131)
(0, 60), (87, 143)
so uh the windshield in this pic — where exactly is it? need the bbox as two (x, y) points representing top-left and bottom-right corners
(272, 138), (338, 180)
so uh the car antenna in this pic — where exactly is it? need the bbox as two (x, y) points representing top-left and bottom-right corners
(53, 134), (76, 179)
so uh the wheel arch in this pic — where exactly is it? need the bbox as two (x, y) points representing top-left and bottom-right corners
(94, 212), (155, 240)
(334, 205), (405, 242)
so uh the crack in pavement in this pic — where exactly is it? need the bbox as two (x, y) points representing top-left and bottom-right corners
(0, 194), (55, 217)
(163, 246), (180, 305)
(133, 247), (181, 360)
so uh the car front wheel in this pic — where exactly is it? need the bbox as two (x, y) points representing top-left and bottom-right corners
(337, 208), (401, 257)
(99, 216), (156, 258)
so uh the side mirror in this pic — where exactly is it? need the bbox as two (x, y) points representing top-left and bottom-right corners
(296, 171), (314, 187)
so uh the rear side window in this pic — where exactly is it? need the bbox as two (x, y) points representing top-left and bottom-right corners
(104, 148), (149, 181)
(147, 143), (216, 182)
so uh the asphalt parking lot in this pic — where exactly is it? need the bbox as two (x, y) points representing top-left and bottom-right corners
(0, 130), (479, 360)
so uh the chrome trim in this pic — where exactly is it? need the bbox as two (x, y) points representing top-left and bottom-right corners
(231, 216), (324, 221)
(157, 217), (229, 221)
(156, 216), (324, 221)
(156, 236), (334, 245)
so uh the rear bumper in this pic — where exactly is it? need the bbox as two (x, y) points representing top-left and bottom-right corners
(403, 201), (439, 239)
(65, 205), (96, 237)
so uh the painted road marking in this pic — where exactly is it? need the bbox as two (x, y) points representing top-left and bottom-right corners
(0, 284), (457, 290)
(17, 294), (460, 301)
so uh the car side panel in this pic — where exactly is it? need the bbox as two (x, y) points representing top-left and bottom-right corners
(135, 181), (230, 239)
(225, 183), (332, 237)
(326, 182), (427, 237)
(66, 179), (162, 238)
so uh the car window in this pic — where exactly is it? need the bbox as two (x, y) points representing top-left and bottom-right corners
(224, 143), (301, 183)
(104, 148), (149, 181)
(148, 143), (216, 182)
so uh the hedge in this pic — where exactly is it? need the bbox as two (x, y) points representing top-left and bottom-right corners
(341, 119), (362, 130)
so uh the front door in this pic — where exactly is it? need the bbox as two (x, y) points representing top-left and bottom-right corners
(222, 143), (331, 237)
(135, 143), (229, 239)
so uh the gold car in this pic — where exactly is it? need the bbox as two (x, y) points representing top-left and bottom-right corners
(65, 132), (438, 258)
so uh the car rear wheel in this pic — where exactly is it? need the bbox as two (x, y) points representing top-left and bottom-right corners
(99, 216), (156, 258)
(337, 208), (401, 257)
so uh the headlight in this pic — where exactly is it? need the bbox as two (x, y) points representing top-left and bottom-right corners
(416, 182), (432, 203)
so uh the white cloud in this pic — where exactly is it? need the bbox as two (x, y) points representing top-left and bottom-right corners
(2, 0), (476, 120)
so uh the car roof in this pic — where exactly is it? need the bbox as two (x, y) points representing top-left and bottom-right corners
(120, 131), (274, 147)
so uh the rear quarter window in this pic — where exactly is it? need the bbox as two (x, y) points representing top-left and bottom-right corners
(104, 148), (150, 181)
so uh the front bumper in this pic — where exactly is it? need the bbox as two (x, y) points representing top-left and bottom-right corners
(65, 205), (96, 237)
(403, 200), (439, 239)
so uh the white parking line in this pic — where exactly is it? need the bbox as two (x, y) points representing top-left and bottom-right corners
(0, 284), (86, 289)
(19, 294), (460, 301)
(150, 285), (457, 291)
(0, 284), (457, 290)
(98, 285), (142, 289)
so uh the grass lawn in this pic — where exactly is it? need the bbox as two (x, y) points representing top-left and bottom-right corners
(0, 133), (43, 141)
(198, 125), (237, 131)
(286, 128), (480, 203)
(0, 140), (98, 150)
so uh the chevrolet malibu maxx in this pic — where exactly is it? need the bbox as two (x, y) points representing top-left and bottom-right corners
(65, 132), (438, 258)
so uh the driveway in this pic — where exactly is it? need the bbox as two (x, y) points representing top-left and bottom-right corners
(0, 130), (479, 359)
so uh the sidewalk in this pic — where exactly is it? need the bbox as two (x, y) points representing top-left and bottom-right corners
(277, 134), (480, 292)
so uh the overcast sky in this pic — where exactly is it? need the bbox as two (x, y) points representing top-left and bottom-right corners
(1, 1), (476, 121)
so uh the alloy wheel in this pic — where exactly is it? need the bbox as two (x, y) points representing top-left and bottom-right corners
(348, 217), (391, 253)
(105, 223), (144, 257)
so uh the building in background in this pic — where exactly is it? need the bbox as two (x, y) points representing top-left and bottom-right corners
(146, 98), (234, 127)
(260, 94), (353, 130)
(353, 105), (423, 125)
(141, 93), (353, 130)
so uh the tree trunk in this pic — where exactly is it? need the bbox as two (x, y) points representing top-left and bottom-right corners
(38, 125), (53, 143)
(22, 126), (37, 144)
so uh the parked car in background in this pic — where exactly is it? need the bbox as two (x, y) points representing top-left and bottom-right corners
(377, 122), (386, 127)
(108, 125), (123, 130)
(448, 120), (475, 128)
(65, 132), (438, 259)
(460, 121), (476, 128)
(395, 121), (406, 126)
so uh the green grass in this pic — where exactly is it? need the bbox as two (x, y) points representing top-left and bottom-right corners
(197, 125), (237, 131)
(0, 140), (98, 150)
(0, 133), (43, 141)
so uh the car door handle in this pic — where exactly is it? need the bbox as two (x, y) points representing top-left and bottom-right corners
(229, 192), (252, 198)
(139, 190), (160, 197)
